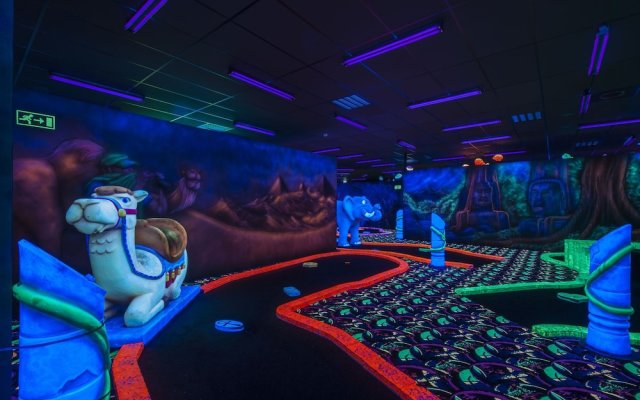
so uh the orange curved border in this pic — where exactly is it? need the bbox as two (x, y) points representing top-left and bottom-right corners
(112, 342), (151, 400)
(352, 249), (473, 269)
(276, 251), (438, 400)
(115, 250), (438, 399)
(361, 241), (505, 261)
(202, 251), (349, 293)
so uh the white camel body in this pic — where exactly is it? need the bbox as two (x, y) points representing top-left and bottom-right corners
(66, 186), (188, 327)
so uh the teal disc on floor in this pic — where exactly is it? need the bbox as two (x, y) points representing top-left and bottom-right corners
(215, 320), (244, 332)
(283, 286), (301, 297)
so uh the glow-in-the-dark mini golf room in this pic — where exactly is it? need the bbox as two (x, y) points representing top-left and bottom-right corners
(3, 1), (640, 399)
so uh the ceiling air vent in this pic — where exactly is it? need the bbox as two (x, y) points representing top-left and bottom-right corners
(511, 111), (542, 124)
(575, 140), (601, 148)
(332, 95), (370, 110)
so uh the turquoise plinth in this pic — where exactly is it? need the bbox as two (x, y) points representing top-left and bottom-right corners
(395, 209), (404, 240)
(106, 285), (201, 348)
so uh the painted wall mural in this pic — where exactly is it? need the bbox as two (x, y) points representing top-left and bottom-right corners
(12, 90), (336, 280)
(404, 154), (640, 248)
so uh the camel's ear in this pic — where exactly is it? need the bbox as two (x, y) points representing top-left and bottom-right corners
(133, 190), (148, 203)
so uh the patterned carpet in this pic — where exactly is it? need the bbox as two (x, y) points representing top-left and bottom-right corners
(300, 241), (640, 399)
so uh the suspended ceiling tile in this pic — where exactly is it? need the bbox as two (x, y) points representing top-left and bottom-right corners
(204, 22), (305, 77)
(279, 0), (387, 50)
(234, 0), (339, 65)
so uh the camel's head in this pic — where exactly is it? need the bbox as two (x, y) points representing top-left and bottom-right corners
(66, 186), (148, 235)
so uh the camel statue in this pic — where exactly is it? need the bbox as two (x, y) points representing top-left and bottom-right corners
(65, 185), (188, 327)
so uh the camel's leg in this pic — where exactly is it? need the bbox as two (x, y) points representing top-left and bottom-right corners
(104, 299), (119, 319)
(166, 253), (188, 300)
(124, 292), (164, 327)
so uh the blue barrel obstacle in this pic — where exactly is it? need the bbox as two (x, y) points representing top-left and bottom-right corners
(585, 224), (634, 357)
(13, 240), (110, 400)
(418, 213), (446, 269)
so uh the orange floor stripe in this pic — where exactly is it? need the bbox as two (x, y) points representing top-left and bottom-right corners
(277, 251), (439, 400)
(112, 342), (151, 400)
(367, 250), (473, 269)
(202, 251), (349, 293)
(114, 250), (441, 400)
(361, 241), (505, 261)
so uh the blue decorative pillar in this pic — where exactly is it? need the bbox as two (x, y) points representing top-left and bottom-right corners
(431, 213), (446, 269)
(585, 224), (632, 356)
(15, 240), (110, 399)
(395, 209), (403, 240)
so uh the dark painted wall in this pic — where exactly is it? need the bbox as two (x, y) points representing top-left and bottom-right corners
(1, 2), (13, 398)
(13, 90), (336, 280)
(404, 155), (640, 249)
(337, 182), (402, 229)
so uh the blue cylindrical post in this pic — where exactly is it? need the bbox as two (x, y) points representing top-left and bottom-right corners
(431, 213), (445, 269)
(395, 209), (403, 240)
(586, 224), (632, 356)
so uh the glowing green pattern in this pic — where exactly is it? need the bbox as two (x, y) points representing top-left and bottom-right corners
(532, 324), (640, 346)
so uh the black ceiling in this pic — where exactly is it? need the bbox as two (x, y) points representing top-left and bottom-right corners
(13, 0), (640, 177)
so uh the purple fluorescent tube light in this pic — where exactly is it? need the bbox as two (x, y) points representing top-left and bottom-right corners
(229, 70), (295, 101)
(587, 25), (609, 76)
(443, 119), (501, 132)
(355, 158), (382, 164)
(49, 73), (144, 102)
(335, 115), (367, 130)
(408, 89), (482, 109)
(579, 118), (640, 130)
(623, 136), (636, 147)
(337, 153), (364, 160)
(397, 140), (416, 151)
(124, 0), (155, 30)
(337, 168), (355, 172)
(579, 89), (592, 115)
(383, 170), (402, 174)
(234, 122), (275, 136)
(343, 24), (443, 67)
(313, 147), (341, 154)
(485, 150), (527, 156)
(124, 0), (168, 33)
(371, 163), (396, 168)
(461, 135), (511, 144)
(432, 156), (465, 162)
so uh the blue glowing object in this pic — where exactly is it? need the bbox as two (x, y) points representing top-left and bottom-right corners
(17, 240), (108, 400)
(431, 213), (446, 269)
(215, 320), (245, 333)
(586, 225), (632, 356)
(283, 286), (301, 297)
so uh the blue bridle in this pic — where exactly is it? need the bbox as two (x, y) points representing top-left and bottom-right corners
(86, 196), (185, 281)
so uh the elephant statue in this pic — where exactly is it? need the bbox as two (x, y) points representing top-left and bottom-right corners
(337, 196), (382, 247)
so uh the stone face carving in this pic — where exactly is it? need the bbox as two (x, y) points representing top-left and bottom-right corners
(66, 185), (188, 327)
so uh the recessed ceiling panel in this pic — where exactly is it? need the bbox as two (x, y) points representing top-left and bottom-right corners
(234, 0), (339, 64)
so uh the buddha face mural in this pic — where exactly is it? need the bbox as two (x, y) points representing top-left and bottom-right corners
(528, 179), (567, 218)
(472, 181), (494, 210)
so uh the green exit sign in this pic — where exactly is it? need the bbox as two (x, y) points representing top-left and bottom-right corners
(16, 109), (56, 130)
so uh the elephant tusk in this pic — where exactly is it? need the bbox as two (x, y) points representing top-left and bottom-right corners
(364, 211), (375, 218)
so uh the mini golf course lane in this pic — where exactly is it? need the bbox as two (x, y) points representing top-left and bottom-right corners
(139, 254), (405, 400)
